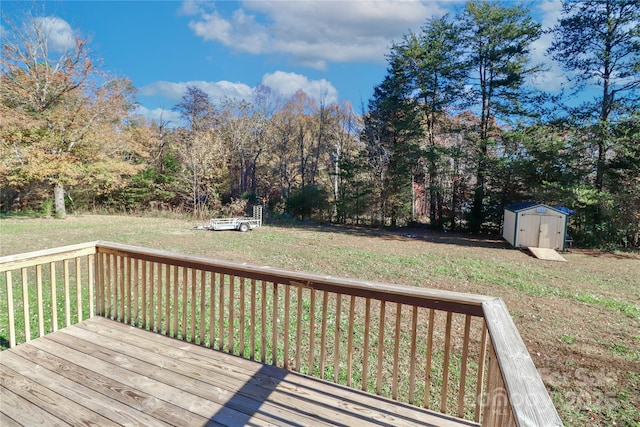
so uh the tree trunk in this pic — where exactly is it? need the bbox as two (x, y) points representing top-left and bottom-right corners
(54, 184), (66, 218)
(429, 166), (437, 226)
(437, 190), (444, 229)
(471, 171), (484, 233)
(334, 153), (339, 221)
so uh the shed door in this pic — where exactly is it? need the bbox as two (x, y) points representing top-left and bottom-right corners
(518, 214), (541, 248)
(538, 214), (564, 249)
(520, 213), (564, 249)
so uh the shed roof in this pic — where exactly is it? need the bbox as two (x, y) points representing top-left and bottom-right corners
(505, 202), (571, 215)
(505, 201), (540, 211)
(552, 206), (575, 215)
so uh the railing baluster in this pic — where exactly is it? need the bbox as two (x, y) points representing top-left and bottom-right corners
(295, 285), (302, 371)
(118, 256), (125, 323)
(260, 281), (267, 362)
(441, 311), (453, 413)
(149, 262), (156, 332)
(283, 284), (291, 370)
(114, 256), (120, 321)
(126, 257), (132, 325)
(250, 278), (256, 360)
(182, 267), (188, 340)
(218, 272), (224, 351)
(141, 260), (147, 329)
(458, 314), (472, 418)
(88, 255), (94, 319)
(227, 274), (234, 351)
(21, 268), (30, 342)
(191, 268), (197, 343)
(164, 264), (171, 335)
(392, 303), (402, 400)
(209, 272), (216, 346)
(199, 270), (206, 345)
(362, 298), (371, 392)
(76, 258), (82, 323)
(424, 309), (435, 408)
(172, 265), (178, 337)
(376, 300), (385, 395)
(6, 271), (15, 347)
(272, 282), (278, 366)
(308, 288), (316, 375)
(75, 257), (82, 322)
(133, 258), (139, 326)
(476, 321), (489, 423)
(346, 295), (355, 387)
(239, 277), (245, 354)
(36, 265), (44, 337)
(333, 293), (342, 383)
(63, 260), (70, 327)
(409, 305), (418, 404)
(50, 262), (58, 330)
(94, 256), (101, 317)
(106, 254), (112, 319)
(154, 263), (161, 333)
(320, 291), (328, 378)
(157, 264), (164, 334)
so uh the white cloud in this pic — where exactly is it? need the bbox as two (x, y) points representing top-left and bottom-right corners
(536, 0), (564, 28)
(261, 71), (338, 103)
(139, 80), (254, 103)
(178, 0), (209, 16)
(139, 72), (338, 105)
(184, 0), (448, 69)
(529, 0), (567, 92)
(33, 16), (75, 52)
(135, 105), (183, 126)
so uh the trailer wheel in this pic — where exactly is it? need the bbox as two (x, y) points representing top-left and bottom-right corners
(239, 223), (250, 232)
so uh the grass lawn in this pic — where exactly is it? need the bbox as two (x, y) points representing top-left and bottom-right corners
(1, 214), (638, 426)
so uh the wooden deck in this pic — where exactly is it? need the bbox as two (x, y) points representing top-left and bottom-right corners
(1, 317), (478, 427)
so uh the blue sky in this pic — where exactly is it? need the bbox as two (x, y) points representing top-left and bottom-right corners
(2, 0), (567, 125)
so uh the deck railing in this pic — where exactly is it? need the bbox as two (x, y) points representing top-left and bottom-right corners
(1, 241), (562, 426)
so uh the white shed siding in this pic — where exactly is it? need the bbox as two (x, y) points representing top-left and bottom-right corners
(502, 209), (517, 246)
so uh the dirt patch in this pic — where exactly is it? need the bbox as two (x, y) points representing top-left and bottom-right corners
(571, 248), (640, 260)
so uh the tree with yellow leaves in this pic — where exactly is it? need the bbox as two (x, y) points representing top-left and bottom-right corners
(1, 12), (145, 216)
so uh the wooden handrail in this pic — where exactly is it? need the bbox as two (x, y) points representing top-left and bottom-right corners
(95, 241), (492, 316)
(1, 242), (97, 347)
(1, 241), (562, 426)
(0, 241), (97, 272)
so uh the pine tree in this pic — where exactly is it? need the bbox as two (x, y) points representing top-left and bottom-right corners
(460, 0), (542, 231)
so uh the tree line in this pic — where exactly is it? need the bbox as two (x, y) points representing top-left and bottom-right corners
(1, 0), (638, 248)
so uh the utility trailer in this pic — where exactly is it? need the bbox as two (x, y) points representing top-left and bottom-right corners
(197, 206), (263, 232)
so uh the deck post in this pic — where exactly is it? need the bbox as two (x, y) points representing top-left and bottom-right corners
(482, 345), (514, 426)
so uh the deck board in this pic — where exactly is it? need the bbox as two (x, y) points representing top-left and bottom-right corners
(0, 385), (70, 426)
(1, 317), (479, 427)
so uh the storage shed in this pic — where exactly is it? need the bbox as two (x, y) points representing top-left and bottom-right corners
(503, 202), (570, 251)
